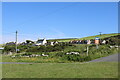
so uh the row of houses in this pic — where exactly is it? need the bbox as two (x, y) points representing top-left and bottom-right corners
(5, 38), (109, 46)
(19, 38), (59, 46)
(69, 39), (108, 44)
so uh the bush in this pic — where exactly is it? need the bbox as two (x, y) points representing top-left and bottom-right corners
(26, 43), (74, 52)
(21, 53), (32, 56)
(3, 45), (16, 52)
(63, 54), (91, 62)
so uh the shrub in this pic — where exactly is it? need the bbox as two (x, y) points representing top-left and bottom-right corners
(21, 53), (32, 56)
(3, 45), (16, 52)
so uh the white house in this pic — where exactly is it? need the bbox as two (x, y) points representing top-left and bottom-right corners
(87, 40), (91, 44)
(36, 38), (47, 46)
(102, 40), (106, 44)
(50, 42), (54, 46)
(50, 41), (58, 46)
(0, 47), (4, 50)
(55, 41), (58, 44)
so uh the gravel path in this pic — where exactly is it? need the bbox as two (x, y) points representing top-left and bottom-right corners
(89, 53), (119, 62)
(0, 62), (33, 64)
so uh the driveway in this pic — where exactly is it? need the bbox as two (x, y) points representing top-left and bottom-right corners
(89, 53), (119, 62)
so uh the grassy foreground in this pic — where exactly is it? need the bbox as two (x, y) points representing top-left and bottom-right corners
(2, 62), (118, 78)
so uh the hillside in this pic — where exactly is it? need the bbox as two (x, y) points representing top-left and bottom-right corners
(47, 38), (77, 42)
(48, 33), (120, 42)
(0, 44), (3, 47)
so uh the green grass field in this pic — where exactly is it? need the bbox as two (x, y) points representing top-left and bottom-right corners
(50, 33), (119, 42)
(1, 33), (119, 78)
(2, 62), (118, 78)
(0, 44), (3, 47)
(2, 53), (118, 78)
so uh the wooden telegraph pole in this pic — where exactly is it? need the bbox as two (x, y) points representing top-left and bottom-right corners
(86, 40), (91, 56)
(99, 32), (102, 36)
(16, 31), (18, 53)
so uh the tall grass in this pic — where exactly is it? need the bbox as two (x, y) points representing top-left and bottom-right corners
(2, 44), (118, 63)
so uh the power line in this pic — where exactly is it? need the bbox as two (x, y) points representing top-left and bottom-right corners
(15, 30), (18, 53)
(99, 32), (102, 35)
(2, 32), (15, 34)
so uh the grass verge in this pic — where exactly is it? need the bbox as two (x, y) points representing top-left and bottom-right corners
(2, 62), (118, 78)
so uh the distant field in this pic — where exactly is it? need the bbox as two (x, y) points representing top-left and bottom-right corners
(2, 62), (118, 78)
(49, 33), (120, 42)
(78, 33), (119, 40)
(0, 44), (3, 47)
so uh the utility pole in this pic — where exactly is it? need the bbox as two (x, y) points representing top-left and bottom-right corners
(96, 44), (99, 49)
(99, 32), (102, 36)
(99, 32), (102, 44)
(16, 31), (18, 53)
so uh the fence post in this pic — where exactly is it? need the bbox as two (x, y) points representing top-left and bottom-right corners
(87, 46), (89, 56)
